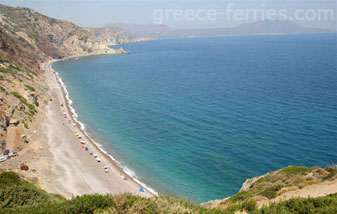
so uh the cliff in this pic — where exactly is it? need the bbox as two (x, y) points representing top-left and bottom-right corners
(87, 27), (151, 45)
(0, 4), (124, 70)
(0, 4), (125, 156)
(202, 165), (337, 211)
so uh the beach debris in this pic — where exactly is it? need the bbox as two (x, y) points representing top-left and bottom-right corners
(20, 163), (29, 171)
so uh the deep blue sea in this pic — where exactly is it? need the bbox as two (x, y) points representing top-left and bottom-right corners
(53, 34), (337, 203)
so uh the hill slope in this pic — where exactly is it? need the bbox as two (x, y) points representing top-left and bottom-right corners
(0, 4), (127, 157)
(0, 4), (123, 70)
(0, 170), (336, 214)
(108, 20), (333, 40)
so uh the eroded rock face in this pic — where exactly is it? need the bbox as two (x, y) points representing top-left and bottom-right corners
(240, 175), (266, 192)
(0, 4), (126, 69)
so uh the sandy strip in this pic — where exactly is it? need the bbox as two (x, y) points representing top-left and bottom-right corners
(38, 59), (153, 199)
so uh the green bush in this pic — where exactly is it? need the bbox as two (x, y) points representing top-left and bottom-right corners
(0, 171), (336, 214)
(280, 166), (312, 176)
(24, 85), (35, 92)
(10, 92), (36, 114)
(257, 195), (337, 214)
(260, 185), (283, 199)
(0, 171), (65, 209)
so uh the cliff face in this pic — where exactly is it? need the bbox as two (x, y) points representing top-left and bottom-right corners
(0, 54), (48, 151)
(87, 27), (151, 45)
(0, 4), (122, 70)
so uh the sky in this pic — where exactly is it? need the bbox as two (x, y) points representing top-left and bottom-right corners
(0, 0), (335, 29)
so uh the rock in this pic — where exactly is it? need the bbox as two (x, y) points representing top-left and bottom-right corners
(21, 134), (29, 143)
(240, 173), (269, 191)
(20, 163), (29, 171)
(30, 94), (39, 107)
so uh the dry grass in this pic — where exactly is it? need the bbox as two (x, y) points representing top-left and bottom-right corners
(298, 180), (320, 189)
(276, 186), (299, 196)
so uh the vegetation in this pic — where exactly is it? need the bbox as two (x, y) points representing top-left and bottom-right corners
(24, 85), (35, 92)
(0, 171), (336, 214)
(256, 194), (337, 214)
(221, 165), (337, 210)
(0, 171), (64, 209)
(0, 55), (9, 63)
(10, 92), (36, 115)
(279, 166), (313, 176)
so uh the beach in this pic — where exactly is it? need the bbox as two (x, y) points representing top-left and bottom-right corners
(22, 59), (154, 199)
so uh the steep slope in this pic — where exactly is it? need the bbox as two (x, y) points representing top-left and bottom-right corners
(87, 27), (149, 45)
(203, 165), (337, 210)
(0, 170), (336, 214)
(0, 54), (48, 154)
(0, 4), (122, 70)
(0, 4), (125, 157)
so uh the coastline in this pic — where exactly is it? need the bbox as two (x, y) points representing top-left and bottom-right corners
(39, 55), (157, 198)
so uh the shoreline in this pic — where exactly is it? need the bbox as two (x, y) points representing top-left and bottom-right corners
(40, 55), (157, 198)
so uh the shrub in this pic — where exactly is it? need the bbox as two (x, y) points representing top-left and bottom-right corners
(260, 185), (283, 199)
(24, 85), (35, 92)
(10, 92), (36, 114)
(280, 166), (312, 176)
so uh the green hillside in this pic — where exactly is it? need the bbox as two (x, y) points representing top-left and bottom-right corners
(0, 171), (336, 214)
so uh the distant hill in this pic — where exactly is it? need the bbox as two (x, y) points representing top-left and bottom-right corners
(107, 20), (334, 40)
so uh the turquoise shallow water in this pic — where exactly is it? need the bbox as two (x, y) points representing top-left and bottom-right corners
(53, 34), (337, 202)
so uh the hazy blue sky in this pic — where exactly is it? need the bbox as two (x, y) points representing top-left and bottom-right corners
(0, 0), (335, 29)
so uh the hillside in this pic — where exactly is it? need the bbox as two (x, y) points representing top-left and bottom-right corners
(108, 20), (333, 40)
(203, 165), (337, 210)
(0, 170), (336, 214)
(0, 4), (124, 70)
(87, 27), (150, 45)
(0, 4), (129, 157)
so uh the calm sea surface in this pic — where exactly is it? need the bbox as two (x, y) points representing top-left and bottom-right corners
(53, 34), (337, 202)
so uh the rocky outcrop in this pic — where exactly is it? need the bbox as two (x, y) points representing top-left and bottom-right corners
(0, 4), (122, 69)
(87, 27), (151, 45)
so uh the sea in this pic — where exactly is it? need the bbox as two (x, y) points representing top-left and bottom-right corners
(52, 33), (337, 203)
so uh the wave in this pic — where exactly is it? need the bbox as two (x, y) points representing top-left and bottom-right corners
(49, 61), (158, 196)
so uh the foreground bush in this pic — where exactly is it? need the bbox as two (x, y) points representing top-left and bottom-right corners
(0, 171), (336, 214)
